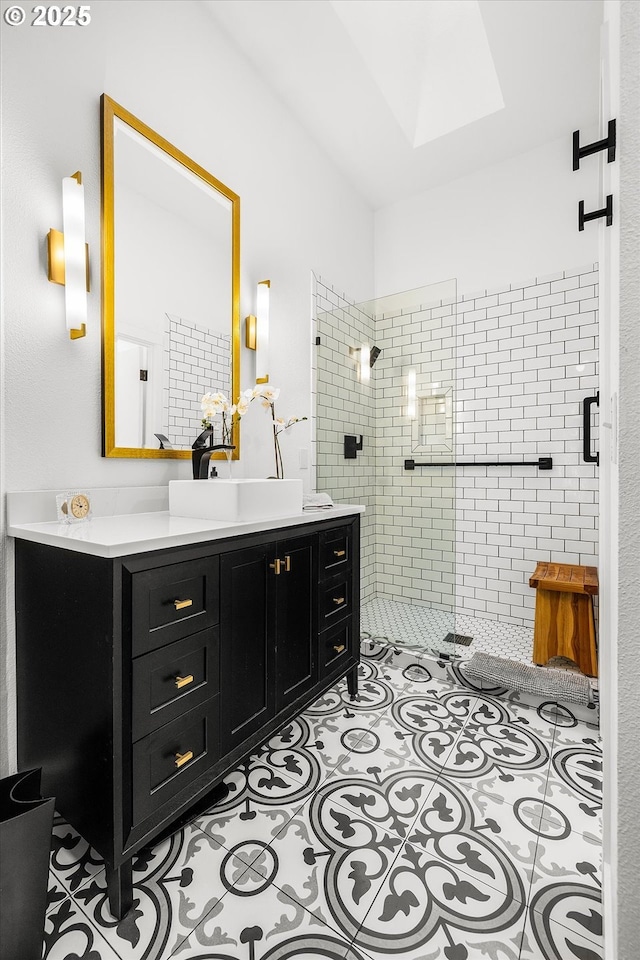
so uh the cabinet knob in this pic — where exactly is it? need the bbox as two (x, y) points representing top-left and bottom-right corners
(269, 559), (282, 575)
(175, 750), (194, 768)
(333, 549), (346, 557)
(284, 555), (291, 572)
(333, 644), (346, 653)
(175, 674), (194, 689)
(174, 599), (193, 610)
(332, 596), (345, 605)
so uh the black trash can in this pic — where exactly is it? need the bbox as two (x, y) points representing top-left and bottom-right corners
(0, 768), (55, 960)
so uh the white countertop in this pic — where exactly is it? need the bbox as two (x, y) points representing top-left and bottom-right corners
(7, 487), (364, 558)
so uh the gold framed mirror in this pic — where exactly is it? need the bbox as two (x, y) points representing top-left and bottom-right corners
(101, 94), (240, 459)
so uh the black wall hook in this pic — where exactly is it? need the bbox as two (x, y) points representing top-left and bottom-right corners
(573, 119), (616, 170)
(578, 196), (613, 231)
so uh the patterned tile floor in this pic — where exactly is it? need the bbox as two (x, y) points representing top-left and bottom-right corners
(43, 656), (602, 960)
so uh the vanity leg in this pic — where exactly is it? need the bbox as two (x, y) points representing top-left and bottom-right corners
(347, 665), (359, 699)
(106, 860), (133, 920)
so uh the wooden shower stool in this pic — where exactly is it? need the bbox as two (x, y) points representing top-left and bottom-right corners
(529, 562), (598, 677)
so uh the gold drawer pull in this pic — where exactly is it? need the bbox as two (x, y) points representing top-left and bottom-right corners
(270, 559), (282, 575)
(175, 675), (194, 689)
(175, 750), (193, 768)
(284, 555), (291, 572)
(333, 644), (346, 653)
(333, 549), (346, 558)
(332, 596), (345, 605)
(174, 599), (193, 610)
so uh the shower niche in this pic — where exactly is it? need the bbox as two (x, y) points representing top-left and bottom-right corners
(410, 382), (454, 454)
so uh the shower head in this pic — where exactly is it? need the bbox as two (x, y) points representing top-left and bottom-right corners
(370, 346), (381, 367)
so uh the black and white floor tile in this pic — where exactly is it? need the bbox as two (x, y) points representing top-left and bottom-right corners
(44, 657), (603, 960)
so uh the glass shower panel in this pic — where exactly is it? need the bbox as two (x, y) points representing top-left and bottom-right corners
(314, 274), (461, 663)
(313, 277), (378, 607)
(360, 280), (459, 660)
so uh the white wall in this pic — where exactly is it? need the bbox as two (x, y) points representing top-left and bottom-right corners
(603, 3), (640, 957)
(374, 135), (599, 297)
(0, 0), (374, 774)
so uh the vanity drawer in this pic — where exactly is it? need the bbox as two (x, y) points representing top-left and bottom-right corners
(319, 528), (351, 578)
(319, 572), (351, 625)
(131, 557), (219, 656)
(131, 698), (219, 825)
(132, 627), (219, 741)
(319, 619), (354, 676)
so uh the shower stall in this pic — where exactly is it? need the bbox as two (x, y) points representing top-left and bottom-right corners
(313, 265), (600, 680)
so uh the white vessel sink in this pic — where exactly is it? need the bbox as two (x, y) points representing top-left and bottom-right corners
(169, 478), (304, 522)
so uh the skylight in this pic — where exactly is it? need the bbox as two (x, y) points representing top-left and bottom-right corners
(330, 0), (505, 147)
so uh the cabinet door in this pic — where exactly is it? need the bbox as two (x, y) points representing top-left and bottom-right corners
(220, 545), (275, 753)
(275, 535), (316, 711)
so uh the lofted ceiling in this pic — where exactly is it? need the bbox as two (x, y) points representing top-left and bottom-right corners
(203, 0), (603, 210)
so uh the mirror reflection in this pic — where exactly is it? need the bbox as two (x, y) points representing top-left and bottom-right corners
(101, 95), (240, 459)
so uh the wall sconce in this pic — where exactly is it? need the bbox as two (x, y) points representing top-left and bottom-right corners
(245, 279), (270, 383)
(47, 172), (89, 339)
(407, 369), (417, 418)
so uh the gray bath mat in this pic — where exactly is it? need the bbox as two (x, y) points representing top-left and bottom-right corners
(463, 652), (592, 706)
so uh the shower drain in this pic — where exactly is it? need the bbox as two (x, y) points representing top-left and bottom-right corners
(442, 632), (474, 646)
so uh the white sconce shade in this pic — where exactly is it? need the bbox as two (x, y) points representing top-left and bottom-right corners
(359, 344), (371, 383)
(62, 175), (87, 335)
(256, 279), (270, 384)
(47, 171), (89, 340)
(407, 369), (417, 418)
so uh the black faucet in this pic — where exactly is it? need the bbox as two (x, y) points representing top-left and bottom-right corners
(191, 427), (235, 479)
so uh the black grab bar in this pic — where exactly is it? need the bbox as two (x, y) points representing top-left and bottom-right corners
(583, 393), (599, 465)
(404, 457), (553, 471)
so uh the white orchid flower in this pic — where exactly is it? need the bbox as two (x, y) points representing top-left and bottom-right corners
(260, 387), (281, 403)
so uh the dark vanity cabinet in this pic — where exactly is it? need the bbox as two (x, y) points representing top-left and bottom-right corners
(15, 514), (359, 919)
(220, 533), (316, 752)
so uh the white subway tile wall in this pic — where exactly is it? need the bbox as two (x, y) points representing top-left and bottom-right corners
(314, 266), (598, 628)
(165, 316), (232, 448)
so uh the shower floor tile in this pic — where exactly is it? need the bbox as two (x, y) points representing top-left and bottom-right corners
(362, 597), (536, 663)
(362, 597), (598, 696)
(361, 598), (599, 731)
